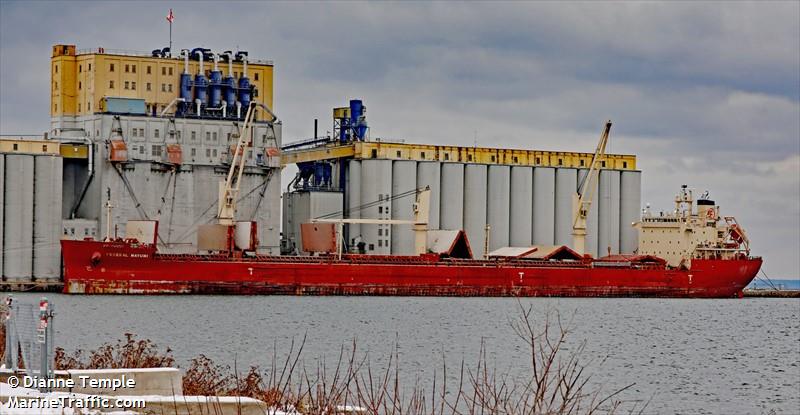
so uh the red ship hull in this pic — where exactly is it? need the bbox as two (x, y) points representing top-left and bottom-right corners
(61, 240), (762, 298)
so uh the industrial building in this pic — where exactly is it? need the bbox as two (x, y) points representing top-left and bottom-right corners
(281, 101), (641, 259)
(2, 44), (643, 287)
(1, 44), (281, 285)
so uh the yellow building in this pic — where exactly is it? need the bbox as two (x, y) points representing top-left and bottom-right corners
(50, 44), (274, 117)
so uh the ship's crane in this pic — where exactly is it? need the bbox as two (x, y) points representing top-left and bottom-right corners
(217, 101), (278, 226)
(312, 187), (431, 259)
(572, 120), (612, 256)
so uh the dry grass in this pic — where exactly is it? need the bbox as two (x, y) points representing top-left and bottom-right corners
(54, 332), (175, 370)
(6, 304), (646, 414)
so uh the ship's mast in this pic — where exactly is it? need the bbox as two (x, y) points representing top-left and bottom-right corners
(572, 120), (612, 256)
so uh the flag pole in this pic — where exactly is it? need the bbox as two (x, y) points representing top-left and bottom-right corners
(166, 8), (174, 57)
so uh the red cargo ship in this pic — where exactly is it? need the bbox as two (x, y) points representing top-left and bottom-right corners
(61, 238), (760, 297)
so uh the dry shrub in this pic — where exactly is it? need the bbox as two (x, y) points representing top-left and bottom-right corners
(54, 333), (174, 370)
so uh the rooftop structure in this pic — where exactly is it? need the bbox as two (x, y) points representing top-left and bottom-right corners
(50, 44), (274, 119)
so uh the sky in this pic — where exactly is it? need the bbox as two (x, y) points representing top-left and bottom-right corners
(1, 1), (798, 278)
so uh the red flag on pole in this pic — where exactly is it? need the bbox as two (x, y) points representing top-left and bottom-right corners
(166, 8), (175, 23)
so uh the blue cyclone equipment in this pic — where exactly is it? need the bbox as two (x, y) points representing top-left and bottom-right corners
(209, 70), (222, 109)
(178, 73), (193, 116)
(297, 161), (333, 189)
(223, 76), (236, 116)
(236, 51), (251, 115)
(349, 99), (367, 141)
(238, 76), (251, 110)
(194, 73), (208, 106)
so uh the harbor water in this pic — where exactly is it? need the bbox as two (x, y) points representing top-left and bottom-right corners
(13, 294), (800, 414)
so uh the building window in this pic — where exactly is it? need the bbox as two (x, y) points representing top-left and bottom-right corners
(152, 145), (162, 157)
(168, 67), (173, 76)
(580, 159), (585, 167)
(161, 84), (166, 92)
(88, 102), (91, 111)
(124, 81), (129, 89)
(212, 132), (217, 141)
(168, 84), (173, 92)
(132, 128), (138, 137)
(176, 131), (181, 140)
(558, 158), (563, 166)
(468, 154), (473, 162)
(535, 157), (541, 164)
(213, 149), (218, 157)
(162, 67), (167, 76)
(132, 65), (136, 73)
(601, 161), (606, 168)
(444, 153), (450, 161)
(254, 73), (259, 81)
(191, 148), (196, 156)
(54, 103), (58, 111)
(54, 65), (58, 73)
(131, 81), (136, 90)
(139, 146), (145, 155)
(139, 128), (144, 136)
(378, 206), (383, 214)
(78, 103), (81, 112)
(191, 131), (196, 140)
(109, 63), (114, 72)
(206, 132), (211, 141)
(109, 80), (114, 88)
(234, 71), (238, 78)
(206, 148), (211, 157)
(369, 244), (374, 251)
(154, 129), (160, 138)
(623, 161), (628, 169)
(378, 229), (383, 236)
(147, 82), (151, 91)
(147, 66), (151, 74)
(79, 64), (82, 73)
(78, 81), (82, 90)
(88, 63), (91, 71)
(125, 64), (129, 73)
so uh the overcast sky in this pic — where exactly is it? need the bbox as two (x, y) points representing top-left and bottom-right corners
(1, 1), (798, 278)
